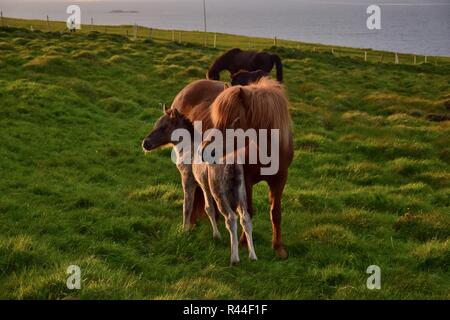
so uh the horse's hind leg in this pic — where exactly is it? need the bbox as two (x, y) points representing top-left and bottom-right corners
(239, 180), (253, 247)
(204, 192), (221, 240)
(237, 204), (257, 261)
(268, 174), (288, 259)
(236, 178), (257, 260)
(216, 201), (240, 265)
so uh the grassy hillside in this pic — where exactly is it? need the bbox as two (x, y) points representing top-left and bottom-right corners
(0, 25), (449, 299)
(4, 16), (450, 65)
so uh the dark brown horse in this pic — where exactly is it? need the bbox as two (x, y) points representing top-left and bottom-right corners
(231, 70), (270, 86)
(171, 78), (293, 259)
(207, 48), (283, 83)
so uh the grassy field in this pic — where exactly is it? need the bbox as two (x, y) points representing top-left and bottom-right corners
(0, 22), (449, 299)
(3, 16), (449, 65)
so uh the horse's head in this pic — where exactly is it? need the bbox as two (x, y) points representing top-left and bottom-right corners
(142, 105), (190, 152)
(206, 69), (220, 81)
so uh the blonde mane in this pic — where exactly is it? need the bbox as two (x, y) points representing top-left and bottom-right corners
(211, 77), (292, 151)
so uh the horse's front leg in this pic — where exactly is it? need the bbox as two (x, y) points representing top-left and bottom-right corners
(268, 174), (288, 259)
(178, 164), (196, 233)
(182, 185), (195, 233)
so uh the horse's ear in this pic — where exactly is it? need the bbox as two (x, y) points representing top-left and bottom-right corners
(162, 103), (170, 114)
(170, 108), (181, 119)
(238, 87), (247, 103)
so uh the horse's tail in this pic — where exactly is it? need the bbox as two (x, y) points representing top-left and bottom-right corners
(211, 77), (292, 152)
(271, 54), (283, 82)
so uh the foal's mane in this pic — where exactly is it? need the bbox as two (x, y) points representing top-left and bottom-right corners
(211, 77), (292, 151)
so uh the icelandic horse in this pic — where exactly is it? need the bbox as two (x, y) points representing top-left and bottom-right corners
(171, 78), (293, 258)
(142, 108), (257, 265)
(207, 48), (283, 83)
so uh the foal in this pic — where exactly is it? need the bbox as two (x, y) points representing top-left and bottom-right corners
(142, 107), (257, 265)
(231, 70), (270, 86)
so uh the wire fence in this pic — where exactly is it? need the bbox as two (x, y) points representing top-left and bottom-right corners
(1, 14), (447, 66)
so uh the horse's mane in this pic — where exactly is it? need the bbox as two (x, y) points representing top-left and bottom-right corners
(171, 79), (225, 130)
(211, 77), (292, 151)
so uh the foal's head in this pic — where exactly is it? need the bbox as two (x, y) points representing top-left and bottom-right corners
(142, 106), (193, 152)
(206, 69), (220, 81)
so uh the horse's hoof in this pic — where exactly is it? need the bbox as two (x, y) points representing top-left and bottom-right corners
(213, 233), (222, 241)
(182, 224), (192, 233)
(249, 255), (258, 261)
(274, 246), (288, 259)
(230, 259), (240, 266)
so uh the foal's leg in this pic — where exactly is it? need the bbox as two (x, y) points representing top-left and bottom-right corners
(239, 179), (254, 247)
(216, 201), (239, 265)
(268, 174), (288, 259)
(182, 184), (195, 233)
(237, 204), (257, 261)
(236, 179), (257, 260)
(203, 191), (221, 240)
(179, 165), (196, 232)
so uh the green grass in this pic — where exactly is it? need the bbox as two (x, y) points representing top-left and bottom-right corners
(3, 16), (449, 65)
(0, 21), (449, 300)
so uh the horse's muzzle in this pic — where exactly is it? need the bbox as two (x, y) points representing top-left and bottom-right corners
(142, 139), (153, 152)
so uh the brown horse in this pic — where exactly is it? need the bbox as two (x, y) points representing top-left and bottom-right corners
(207, 48), (283, 83)
(142, 107), (258, 265)
(231, 70), (270, 86)
(172, 78), (293, 258)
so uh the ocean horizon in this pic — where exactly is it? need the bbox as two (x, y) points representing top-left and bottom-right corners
(2, 0), (450, 56)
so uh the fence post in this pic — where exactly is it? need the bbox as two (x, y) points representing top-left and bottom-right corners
(395, 52), (399, 64)
(214, 33), (217, 48)
(413, 55), (416, 65)
(424, 56), (428, 63)
(172, 30), (175, 42)
(126, 30), (129, 38)
(364, 51), (367, 62)
(149, 28), (153, 40)
(380, 54), (384, 63)
(331, 48), (334, 55)
(46, 15), (50, 30)
(1, 11), (3, 27)
(274, 37), (277, 47)
(91, 18), (93, 31)
(133, 23), (137, 41)
(178, 31), (182, 43)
